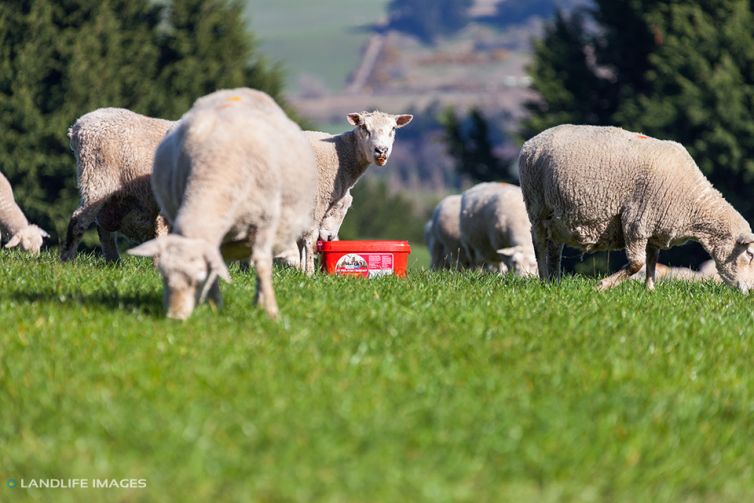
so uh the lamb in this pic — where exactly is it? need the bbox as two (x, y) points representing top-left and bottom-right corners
(0, 172), (49, 255)
(61, 108), (173, 262)
(299, 111), (413, 272)
(459, 182), (538, 276)
(127, 88), (318, 319)
(319, 189), (353, 242)
(274, 190), (353, 269)
(426, 194), (471, 270)
(519, 124), (754, 292)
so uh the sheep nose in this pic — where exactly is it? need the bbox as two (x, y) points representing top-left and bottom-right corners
(374, 146), (388, 156)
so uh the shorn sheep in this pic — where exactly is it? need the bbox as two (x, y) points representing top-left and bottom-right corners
(519, 124), (754, 292)
(459, 182), (537, 276)
(0, 172), (49, 255)
(61, 108), (172, 262)
(426, 194), (471, 270)
(298, 111), (413, 272)
(128, 88), (317, 319)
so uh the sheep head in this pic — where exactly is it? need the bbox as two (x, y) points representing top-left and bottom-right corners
(497, 246), (538, 277)
(5, 225), (49, 256)
(717, 232), (754, 294)
(347, 111), (412, 166)
(128, 235), (231, 320)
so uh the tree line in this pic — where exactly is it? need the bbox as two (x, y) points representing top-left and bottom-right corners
(448, 0), (754, 241)
(0, 0), (286, 238)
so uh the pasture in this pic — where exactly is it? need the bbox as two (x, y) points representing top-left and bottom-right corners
(2, 251), (754, 502)
(244, 0), (389, 93)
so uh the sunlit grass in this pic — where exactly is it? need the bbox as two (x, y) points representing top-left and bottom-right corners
(1, 250), (753, 502)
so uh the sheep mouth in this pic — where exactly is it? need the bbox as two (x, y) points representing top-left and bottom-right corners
(374, 156), (388, 166)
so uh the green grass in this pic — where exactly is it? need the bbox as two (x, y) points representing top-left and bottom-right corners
(2, 250), (754, 502)
(244, 0), (389, 92)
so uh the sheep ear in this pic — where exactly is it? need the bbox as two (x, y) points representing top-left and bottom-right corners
(496, 247), (518, 258)
(204, 246), (231, 283)
(346, 113), (363, 126)
(5, 234), (21, 249)
(737, 233), (754, 246)
(127, 238), (163, 257)
(395, 114), (413, 128)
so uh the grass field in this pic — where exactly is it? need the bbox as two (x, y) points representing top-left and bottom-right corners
(3, 251), (754, 502)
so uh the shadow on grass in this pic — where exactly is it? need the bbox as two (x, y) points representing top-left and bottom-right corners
(3, 289), (164, 317)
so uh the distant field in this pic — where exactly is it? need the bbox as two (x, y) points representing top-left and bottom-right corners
(3, 252), (754, 501)
(244, 0), (389, 93)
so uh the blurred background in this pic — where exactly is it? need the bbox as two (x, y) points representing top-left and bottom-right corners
(2, 0), (753, 272)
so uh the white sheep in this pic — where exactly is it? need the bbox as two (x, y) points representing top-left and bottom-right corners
(273, 190), (353, 269)
(0, 172), (49, 255)
(459, 182), (537, 276)
(128, 88), (317, 319)
(519, 124), (754, 291)
(61, 108), (172, 262)
(298, 111), (413, 272)
(319, 189), (353, 242)
(426, 194), (471, 270)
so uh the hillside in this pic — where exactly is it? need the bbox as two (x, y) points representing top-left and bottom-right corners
(244, 1), (587, 193)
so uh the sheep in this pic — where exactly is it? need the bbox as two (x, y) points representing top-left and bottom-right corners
(273, 190), (352, 269)
(318, 189), (353, 242)
(519, 124), (754, 292)
(459, 182), (538, 276)
(127, 88), (317, 319)
(300, 111), (413, 273)
(631, 264), (704, 282)
(0, 171), (49, 255)
(426, 194), (471, 270)
(60, 108), (173, 262)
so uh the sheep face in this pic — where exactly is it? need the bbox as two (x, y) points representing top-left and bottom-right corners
(5, 225), (49, 256)
(128, 235), (231, 319)
(497, 247), (538, 277)
(347, 111), (413, 166)
(717, 233), (754, 294)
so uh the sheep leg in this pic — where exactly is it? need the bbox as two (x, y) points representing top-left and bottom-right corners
(545, 240), (563, 281)
(96, 225), (120, 262)
(60, 201), (106, 261)
(598, 240), (647, 291)
(301, 230), (318, 275)
(645, 245), (660, 291)
(531, 226), (548, 280)
(207, 279), (223, 309)
(251, 226), (278, 318)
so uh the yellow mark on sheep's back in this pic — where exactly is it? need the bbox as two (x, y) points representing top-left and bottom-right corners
(226, 96), (242, 102)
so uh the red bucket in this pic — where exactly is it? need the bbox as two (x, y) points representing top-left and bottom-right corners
(317, 240), (411, 277)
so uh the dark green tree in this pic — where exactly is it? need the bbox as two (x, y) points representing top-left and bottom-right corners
(521, 9), (609, 139)
(157, 0), (285, 118)
(443, 108), (515, 183)
(525, 0), (754, 223)
(0, 0), (287, 241)
(387, 0), (473, 44)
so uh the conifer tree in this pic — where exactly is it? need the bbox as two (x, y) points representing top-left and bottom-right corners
(0, 0), (286, 239)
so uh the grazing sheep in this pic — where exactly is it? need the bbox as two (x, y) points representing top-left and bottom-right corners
(519, 124), (754, 292)
(427, 194), (471, 270)
(301, 111), (413, 272)
(459, 182), (537, 276)
(631, 264), (703, 282)
(128, 88), (317, 319)
(0, 172), (49, 255)
(61, 108), (173, 262)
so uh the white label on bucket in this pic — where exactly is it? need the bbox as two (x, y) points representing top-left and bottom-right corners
(334, 253), (394, 277)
